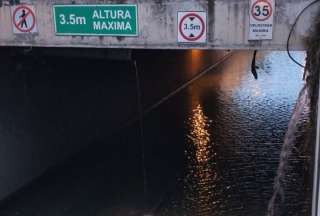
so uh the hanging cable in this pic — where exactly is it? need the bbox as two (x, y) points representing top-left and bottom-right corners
(129, 52), (233, 214)
(251, 50), (258, 79)
(133, 60), (148, 207)
(144, 52), (233, 115)
(287, 0), (320, 68)
(312, 70), (320, 216)
(122, 52), (233, 130)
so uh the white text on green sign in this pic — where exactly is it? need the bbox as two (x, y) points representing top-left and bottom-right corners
(53, 5), (138, 36)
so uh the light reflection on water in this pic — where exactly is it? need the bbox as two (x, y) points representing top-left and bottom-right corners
(187, 104), (212, 164)
(185, 104), (216, 216)
(189, 50), (204, 75)
(157, 51), (311, 216)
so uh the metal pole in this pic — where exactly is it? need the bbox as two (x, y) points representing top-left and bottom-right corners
(312, 73), (320, 216)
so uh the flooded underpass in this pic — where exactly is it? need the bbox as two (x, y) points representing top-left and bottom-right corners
(0, 49), (313, 216)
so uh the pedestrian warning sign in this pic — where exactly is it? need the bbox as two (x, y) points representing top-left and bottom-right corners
(11, 5), (37, 34)
(249, 0), (275, 40)
(178, 11), (207, 43)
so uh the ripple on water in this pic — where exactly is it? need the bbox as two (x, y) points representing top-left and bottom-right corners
(157, 51), (311, 216)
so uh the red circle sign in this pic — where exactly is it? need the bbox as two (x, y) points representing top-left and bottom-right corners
(179, 13), (205, 41)
(13, 5), (36, 32)
(251, 0), (273, 21)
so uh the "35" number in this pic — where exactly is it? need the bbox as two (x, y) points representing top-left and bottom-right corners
(254, 5), (270, 17)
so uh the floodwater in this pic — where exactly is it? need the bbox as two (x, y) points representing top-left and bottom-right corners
(151, 51), (311, 216)
(0, 50), (312, 216)
(140, 51), (311, 216)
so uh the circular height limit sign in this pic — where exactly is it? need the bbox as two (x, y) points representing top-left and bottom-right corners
(11, 5), (37, 34)
(178, 11), (207, 43)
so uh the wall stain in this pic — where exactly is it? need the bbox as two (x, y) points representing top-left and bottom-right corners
(208, 0), (215, 43)
(0, 0), (20, 7)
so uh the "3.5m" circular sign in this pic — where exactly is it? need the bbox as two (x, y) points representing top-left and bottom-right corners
(178, 11), (207, 43)
(251, 0), (273, 21)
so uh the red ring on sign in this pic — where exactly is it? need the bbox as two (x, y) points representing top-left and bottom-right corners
(179, 13), (205, 42)
(13, 5), (36, 33)
(251, 0), (273, 21)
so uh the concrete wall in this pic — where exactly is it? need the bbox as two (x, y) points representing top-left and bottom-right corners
(0, 0), (318, 50)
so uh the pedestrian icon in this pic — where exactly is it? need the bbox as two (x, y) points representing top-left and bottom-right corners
(19, 9), (28, 28)
(11, 5), (37, 34)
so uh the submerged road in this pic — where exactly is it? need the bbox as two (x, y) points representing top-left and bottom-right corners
(0, 50), (311, 216)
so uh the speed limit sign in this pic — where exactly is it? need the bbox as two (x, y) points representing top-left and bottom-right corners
(249, 0), (275, 40)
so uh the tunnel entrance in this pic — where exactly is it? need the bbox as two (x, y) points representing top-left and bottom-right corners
(0, 47), (314, 216)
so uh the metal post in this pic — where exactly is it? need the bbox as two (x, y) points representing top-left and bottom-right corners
(312, 74), (320, 216)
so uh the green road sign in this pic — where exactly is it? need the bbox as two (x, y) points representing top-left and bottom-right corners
(53, 5), (138, 36)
